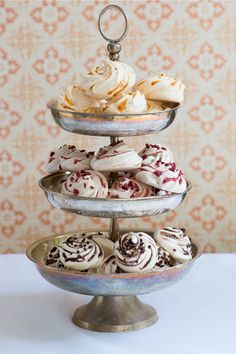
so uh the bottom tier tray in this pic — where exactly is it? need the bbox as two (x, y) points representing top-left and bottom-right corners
(26, 230), (201, 332)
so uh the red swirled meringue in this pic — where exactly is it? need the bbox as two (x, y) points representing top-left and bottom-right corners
(108, 176), (154, 199)
(81, 60), (136, 100)
(91, 140), (142, 172)
(154, 227), (192, 263)
(139, 143), (174, 165)
(46, 144), (76, 174)
(60, 149), (94, 172)
(114, 232), (157, 273)
(61, 170), (108, 198)
(135, 161), (186, 193)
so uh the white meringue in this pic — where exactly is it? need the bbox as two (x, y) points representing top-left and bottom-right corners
(102, 90), (147, 114)
(61, 170), (108, 198)
(139, 143), (174, 165)
(91, 140), (142, 172)
(135, 162), (187, 193)
(57, 84), (101, 112)
(81, 60), (136, 100)
(98, 255), (122, 274)
(60, 149), (94, 172)
(114, 232), (157, 273)
(108, 176), (154, 199)
(152, 246), (174, 270)
(46, 145), (76, 174)
(154, 227), (192, 263)
(136, 72), (185, 103)
(79, 231), (114, 258)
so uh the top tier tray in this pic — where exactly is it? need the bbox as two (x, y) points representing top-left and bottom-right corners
(48, 100), (180, 137)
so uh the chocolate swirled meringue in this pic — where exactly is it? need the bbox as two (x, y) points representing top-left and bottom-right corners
(108, 176), (155, 199)
(46, 144), (76, 174)
(136, 72), (185, 103)
(101, 90), (147, 114)
(135, 162), (187, 193)
(91, 140), (142, 172)
(60, 149), (94, 172)
(154, 227), (192, 263)
(58, 236), (104, 271)
(61, 170), (108, 198)
(114, 232), (157, 273)
(152, 246), (174, 271)
(98, 255), (122, 274)
(45, 246), (64, 268)
(139, 143), (174, 165)
(79, 231), (114, 258)
(81, 60), (136, 100)
(57, 84), (102, 112)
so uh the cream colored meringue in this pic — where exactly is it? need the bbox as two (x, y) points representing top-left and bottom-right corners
(136, 73), (185, 103)
(98, 255), (122, 274)
(154, 227), (192, 263)
(145, 100), (167, 113)
(81, 60), (136, 100)
(57, 84), (102, 112)
(135, 162), (186, 193)
(114, 232), (157, 273)
(61, 170), (108, 198)
(102, 90), (147, 114)
(46, 144), (76, 174)
(91, 140), (142, 172)
(139, 143), (174, 165)
(108, 176), (154, 199)
(80, 231), (114, 258)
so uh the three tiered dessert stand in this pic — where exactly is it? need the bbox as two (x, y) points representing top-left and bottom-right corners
(27, 5), (201, 332)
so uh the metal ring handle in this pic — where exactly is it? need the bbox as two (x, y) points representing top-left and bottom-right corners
(98, 5), (128, 43)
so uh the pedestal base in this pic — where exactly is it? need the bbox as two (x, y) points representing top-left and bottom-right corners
(72, 295), (158, 332)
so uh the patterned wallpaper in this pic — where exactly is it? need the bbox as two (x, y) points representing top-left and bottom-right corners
(1, 0), (236, 253)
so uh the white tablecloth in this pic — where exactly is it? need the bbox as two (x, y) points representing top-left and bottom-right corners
(0, 254), (235, 354)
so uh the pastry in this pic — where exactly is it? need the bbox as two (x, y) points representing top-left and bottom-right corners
(45, 246), (64, 268)
(135, 72), (185, 103)
(154, 227), (192, 263)
(145, 100), (167, 113)
(81, 60), (136, 99)
(135, 161), (187, 193)
(152, 246), (174, 270)
(114, 232), (157, 273)
(139, 143), (174, 165)
(98, 255), (122, 274)
(90, 140), (142, 172)
(57, 84), (102, 112)
(46, 144), (76, 174)
(61, 170), (108, 198)
(60, 149), (94, 172)
(101, 90), (147, 114)
(108, 176), (154, 198)
(58, 236), (104, 271)
(79, 231), (114, 257)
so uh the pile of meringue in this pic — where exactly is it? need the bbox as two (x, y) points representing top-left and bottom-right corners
(45, 228), (193, 273)
(46, 141), (187, 197)
(57, 59), (185, 115)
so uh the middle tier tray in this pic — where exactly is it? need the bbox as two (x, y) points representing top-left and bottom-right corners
(48, 100), (180, 137)
(39, 172), (191, 218)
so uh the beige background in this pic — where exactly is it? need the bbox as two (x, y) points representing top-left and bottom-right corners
(0, 0), (235, 253)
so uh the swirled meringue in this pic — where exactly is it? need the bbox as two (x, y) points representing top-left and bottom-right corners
(57, 84), (101, 112)
(45, 246), (64, 268)
(60, 149), (94, 172)
(152, 246), (174, 270)
(139, 143), (174, 165)
(79, 231), (114, 257)
(154, 227), (192, 263)
(61, 170), (108, 198)
(101, 90), (147, 114)
(108, 176), (154, 199)
(58, 236), (104, 271)
(98, 255), (122, 274)
(114, 232), (157, 273)
(91, 140), (142, 172)
(46, 145), (76, 174)
(136, 73), (185, 103)
(81, 60), (136, 99)
(145, 100), (167, 113)
(135, 162), (186, 193)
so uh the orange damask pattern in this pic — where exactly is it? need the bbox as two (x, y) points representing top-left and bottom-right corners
(0, 1), (235, 253)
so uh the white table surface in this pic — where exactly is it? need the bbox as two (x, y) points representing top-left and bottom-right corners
(0, 254), (236, 354)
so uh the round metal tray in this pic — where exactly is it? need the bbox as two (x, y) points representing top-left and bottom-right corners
(26, 231), (200, 296)
(48, 100), (180, 137)
(39, 172), (191, 218)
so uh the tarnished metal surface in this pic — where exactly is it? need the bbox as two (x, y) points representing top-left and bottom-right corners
(39, 172), (192, 218)
(26, 231), (201, 296)
(48, 100), (180, 137)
